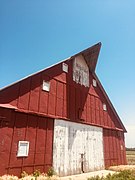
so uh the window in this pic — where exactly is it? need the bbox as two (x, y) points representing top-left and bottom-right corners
(93, 79), (97, 87)
(42, 80), (50, 92)
(103, 103), (107, 111)
(17, 141), (29, 157)
(62, 63), (68, 73)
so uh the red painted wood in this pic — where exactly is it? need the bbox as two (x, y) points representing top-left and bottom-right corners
(55, 81), (64, 117)
(23, 115), (37, 167)
(56, 97), (63, 117)
(63, 84), (67, 117)
(29, 75), (41, 112)
(103, 129), (127, 167)
(69, 85), (76, 120)
(0, 109), (54, 176)
(99, 100), (103, 126)
(75, 86), (81, 120)
(50, 79), (57, 95)
(48, 93), (56, 115)
(0, 61), (125, 132)
(107, 112), (112, 129)
(0, 108), (13, 175)
(91, 97), (96, 124)
(57, 81), (64, 99)
(80, 106), (86, 122)
(95, 98), (100, 125)
(18, 78), (31, 110)
(0, 55), (127, 175)
(39, 91), (49, 114)
(9, 113), (27, 171)
(117, 133), (122, 165)
(0, 83), (20, 106)
(35, 117), (47, 165)
(80, 91), (87, 121)
(86, 95), (92, 123)
(104, 111), (107, 127)
(44, 119), (54, 172)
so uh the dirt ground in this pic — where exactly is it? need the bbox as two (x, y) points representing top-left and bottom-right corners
(1, 165), (135, 180)
(55, 166), (135, 179)
(59, 170), (115, 180)
(0, 170), (115, 180)
(108, 165), (135, 171)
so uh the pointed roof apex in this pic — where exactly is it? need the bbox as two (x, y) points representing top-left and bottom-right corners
(72, 42), (102, 72)
(0, 42), (101, 91)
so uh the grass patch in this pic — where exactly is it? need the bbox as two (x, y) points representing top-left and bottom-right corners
(87, 170), (135, 180)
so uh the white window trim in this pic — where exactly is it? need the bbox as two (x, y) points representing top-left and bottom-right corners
(103, 103), (107, 111)
(93, 79), (97, 87)
(17, 141), (29, 157)
(42, 80), (50, 92)
(62, 63), (68, 73)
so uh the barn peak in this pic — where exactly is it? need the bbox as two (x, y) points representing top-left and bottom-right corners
(0, 42), (101, 91)
(71, 42), (101, 73)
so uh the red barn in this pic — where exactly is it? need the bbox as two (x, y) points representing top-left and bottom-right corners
(0, 43), (127, 176)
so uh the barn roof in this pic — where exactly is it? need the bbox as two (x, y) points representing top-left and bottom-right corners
(0, 103), (17, 109)
(0, 42), (101, 91)
(0, 42), (126, 132)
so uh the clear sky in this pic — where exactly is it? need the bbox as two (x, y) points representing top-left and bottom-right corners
(0, 0), (135, 147)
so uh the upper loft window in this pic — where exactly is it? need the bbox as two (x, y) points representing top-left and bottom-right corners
(73, 55), (89, 87)
(93, 79), (97, 87)
(42, 80), (50, 92)
(62, 63), (68, 73)
(103, 103), (107, 111)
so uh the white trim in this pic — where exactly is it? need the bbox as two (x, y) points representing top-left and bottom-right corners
(17, 141), (29, 157)
(93, 79), (97, 87)
(42, 80), (50, 92)
(103, 103), (107, 111)
(62, 63), (68, 73)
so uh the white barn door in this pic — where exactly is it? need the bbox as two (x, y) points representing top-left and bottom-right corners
(53, 120), (104, 176)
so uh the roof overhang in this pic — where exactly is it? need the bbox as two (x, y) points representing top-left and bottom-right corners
(0, 103), (17, 110)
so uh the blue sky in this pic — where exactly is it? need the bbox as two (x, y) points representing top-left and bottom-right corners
(0, 0), (135, 147)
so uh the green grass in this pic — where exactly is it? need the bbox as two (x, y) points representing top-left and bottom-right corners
(87, 170), (135, 180)
(87, 151), (135, 180)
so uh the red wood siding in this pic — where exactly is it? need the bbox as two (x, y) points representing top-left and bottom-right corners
(0, 108), (54, 176)
(0, 61), (124, 132)
(0, 45), (127, 175)
(103, 129), (127, 167)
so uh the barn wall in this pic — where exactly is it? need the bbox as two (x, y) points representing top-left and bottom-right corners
(0, 60), (123, 131)
(0, 107), (127, 176)
(0, 108), (54, 176)
(0, 55), (127, 173)
(0, 108), (13, 175)
(103, 129), (127, 167)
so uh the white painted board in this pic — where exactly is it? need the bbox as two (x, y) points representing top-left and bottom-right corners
(73, 55), (89, 87)
(53, 120), (104, 176)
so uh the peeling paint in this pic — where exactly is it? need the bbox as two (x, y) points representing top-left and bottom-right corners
(53, 120), (104, 176)
(73, 55), (89, 87)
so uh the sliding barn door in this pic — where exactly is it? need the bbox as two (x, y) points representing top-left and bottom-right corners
(53, 120), (104, 176)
